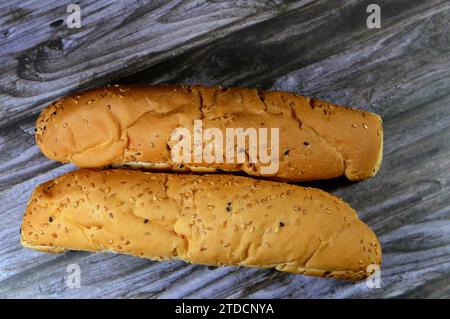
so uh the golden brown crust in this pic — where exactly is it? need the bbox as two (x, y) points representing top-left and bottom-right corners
(21, 169), (381, 281)
(36, 84), (383, 181)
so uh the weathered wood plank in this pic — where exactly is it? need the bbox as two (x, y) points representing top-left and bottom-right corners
(0, 0), (449, 298)
(0, 0), (311, 127)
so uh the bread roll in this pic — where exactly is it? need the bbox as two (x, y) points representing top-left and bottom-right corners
(21, 169), (381, 281)
(35, 84), (383, 181)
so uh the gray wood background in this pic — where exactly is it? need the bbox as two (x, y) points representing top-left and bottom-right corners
(0, 0), (449, 299)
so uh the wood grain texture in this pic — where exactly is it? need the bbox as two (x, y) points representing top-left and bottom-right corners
(0, 0), (449, 298)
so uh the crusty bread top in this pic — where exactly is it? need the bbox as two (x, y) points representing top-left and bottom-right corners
(21, 169), (381, 281)
(36, 84), (383, 181)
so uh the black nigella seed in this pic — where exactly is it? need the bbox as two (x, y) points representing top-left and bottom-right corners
(144, 219), (148, 224)
(279, 222), (285, 227)
(48, 217), (53, 223)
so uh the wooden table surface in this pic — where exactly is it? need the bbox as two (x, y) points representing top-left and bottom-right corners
(0, 0), (449, 299)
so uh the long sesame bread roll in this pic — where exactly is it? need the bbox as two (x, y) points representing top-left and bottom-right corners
(35, 84), (383, 181)
(21, 169), (381, 281)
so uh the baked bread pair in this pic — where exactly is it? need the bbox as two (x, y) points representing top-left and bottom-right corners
(22, 84), (383, 280)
